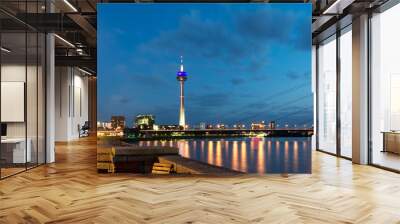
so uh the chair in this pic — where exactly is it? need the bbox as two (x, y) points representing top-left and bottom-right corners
(79, 121), (90, 138)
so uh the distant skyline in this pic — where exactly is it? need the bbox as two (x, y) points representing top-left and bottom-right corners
(98, 4), (312, 127)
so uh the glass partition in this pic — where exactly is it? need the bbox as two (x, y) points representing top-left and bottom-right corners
(1, 30), (28, 177)
(317, 35), (337, 154)
(370, 3), (400, 171)
(339, 26), (352, 158)
(0, 2), (46, 179)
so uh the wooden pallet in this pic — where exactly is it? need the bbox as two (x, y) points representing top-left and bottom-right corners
(152, 162), (174, 174)
(97, 147), (115, 173)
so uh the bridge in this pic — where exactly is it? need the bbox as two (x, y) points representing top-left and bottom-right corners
(135, 128), (314, 138)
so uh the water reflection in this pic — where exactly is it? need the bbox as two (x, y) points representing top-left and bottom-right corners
(293, 141), (299, 173)
(257, 140), (265, 174)
(134, 137), (311, 174)
(208, 141), (213, 164)
(232, 141), (239, 171)
(240, 141), (247, 172)
(216, 141), (222, 167)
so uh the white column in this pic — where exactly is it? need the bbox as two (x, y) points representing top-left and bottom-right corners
(46, 33), (55, 163)
(352, 14), (369, 164)
(312, 45), (317, 150)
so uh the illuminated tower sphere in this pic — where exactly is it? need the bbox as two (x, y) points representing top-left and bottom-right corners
(177, 56), (188, 128)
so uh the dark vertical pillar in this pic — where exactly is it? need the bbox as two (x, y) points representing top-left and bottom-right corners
(88, 76), (97, 135)
(352, 14), (369, 164)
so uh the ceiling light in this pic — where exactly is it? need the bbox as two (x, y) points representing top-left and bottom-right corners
(322, 0), (354, 15)
(54, 34), (75, 48)
(63, 0), (78, 12)
(1, 47), (11, 53)
(78, 67), (93, 76)
(323, 0), (341, 14)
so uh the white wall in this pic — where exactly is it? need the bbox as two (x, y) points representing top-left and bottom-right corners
(1, 65), (26, 138)
(1, 63), (46, 164)
(55, 67), (89, 141)
(1, 65), (41, 139)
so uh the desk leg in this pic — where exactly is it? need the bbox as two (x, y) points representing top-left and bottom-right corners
(382, 133), (386, 153)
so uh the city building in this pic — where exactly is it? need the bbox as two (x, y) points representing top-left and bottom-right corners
(215, 124), (227, 129)
(233, 124), (246, 129)
(158, 124), (182, 130)
(268, 121), (276, 129)
(135, 114), (155, 130)
(199, 122), (206, 130)
(97, 121), (112, 130)
(251, 121), (266, 130)
(111, 116), (125, 130)
(176, 56), (188, 129)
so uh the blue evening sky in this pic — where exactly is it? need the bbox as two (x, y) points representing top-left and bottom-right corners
(98, 3), (312, 127)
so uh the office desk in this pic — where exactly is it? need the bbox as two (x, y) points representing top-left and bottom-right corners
(1, 138), (31, 163)
(382, 132), (400, 154)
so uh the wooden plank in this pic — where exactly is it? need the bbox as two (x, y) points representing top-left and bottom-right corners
(151, 170), (170, 174)
(153, 163), (173, 168)
(152, 166), (171, 172)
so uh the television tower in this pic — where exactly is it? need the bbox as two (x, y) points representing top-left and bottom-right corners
(176, 56), (188, 128)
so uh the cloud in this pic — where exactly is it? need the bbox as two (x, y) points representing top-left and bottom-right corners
(138, 12), (250, 63)
(231, 78), (245, 85)
(286, 71), (310, 80)
(114, 28), (126, 35)
(115, 64), (128, 73)
(147, 105), (177, 124)
(136, 9), (309, 85)
(252, 74), (268, 81)
(235, 8), (310, 51)
(286, 71), (301, 80)
(190, 93), (231, 108)
(110, 95), (131, 105)
(130, 74), (168, 86)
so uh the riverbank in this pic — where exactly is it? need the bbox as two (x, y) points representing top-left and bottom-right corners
(97, 144), (241, 175)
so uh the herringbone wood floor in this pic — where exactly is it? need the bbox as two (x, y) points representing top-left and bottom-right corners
(1, 137), (400, 224)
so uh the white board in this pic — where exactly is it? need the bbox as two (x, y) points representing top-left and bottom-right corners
(1, 82), (25, 122)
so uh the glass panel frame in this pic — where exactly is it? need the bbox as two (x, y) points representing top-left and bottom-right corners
(0, 29), (28, 178)
(370, 3), (400, 172)
(317, 34), (337, 155)
(339, 25), (353, 159)
(0, 1), (47, 179)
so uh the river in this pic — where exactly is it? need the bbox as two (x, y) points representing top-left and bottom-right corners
(133, 137), (312, 174)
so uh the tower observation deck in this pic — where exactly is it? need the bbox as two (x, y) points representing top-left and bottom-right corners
(177, 56), (187, 128)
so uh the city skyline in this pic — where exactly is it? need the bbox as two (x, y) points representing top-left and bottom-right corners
(98, 4), (312, 126)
